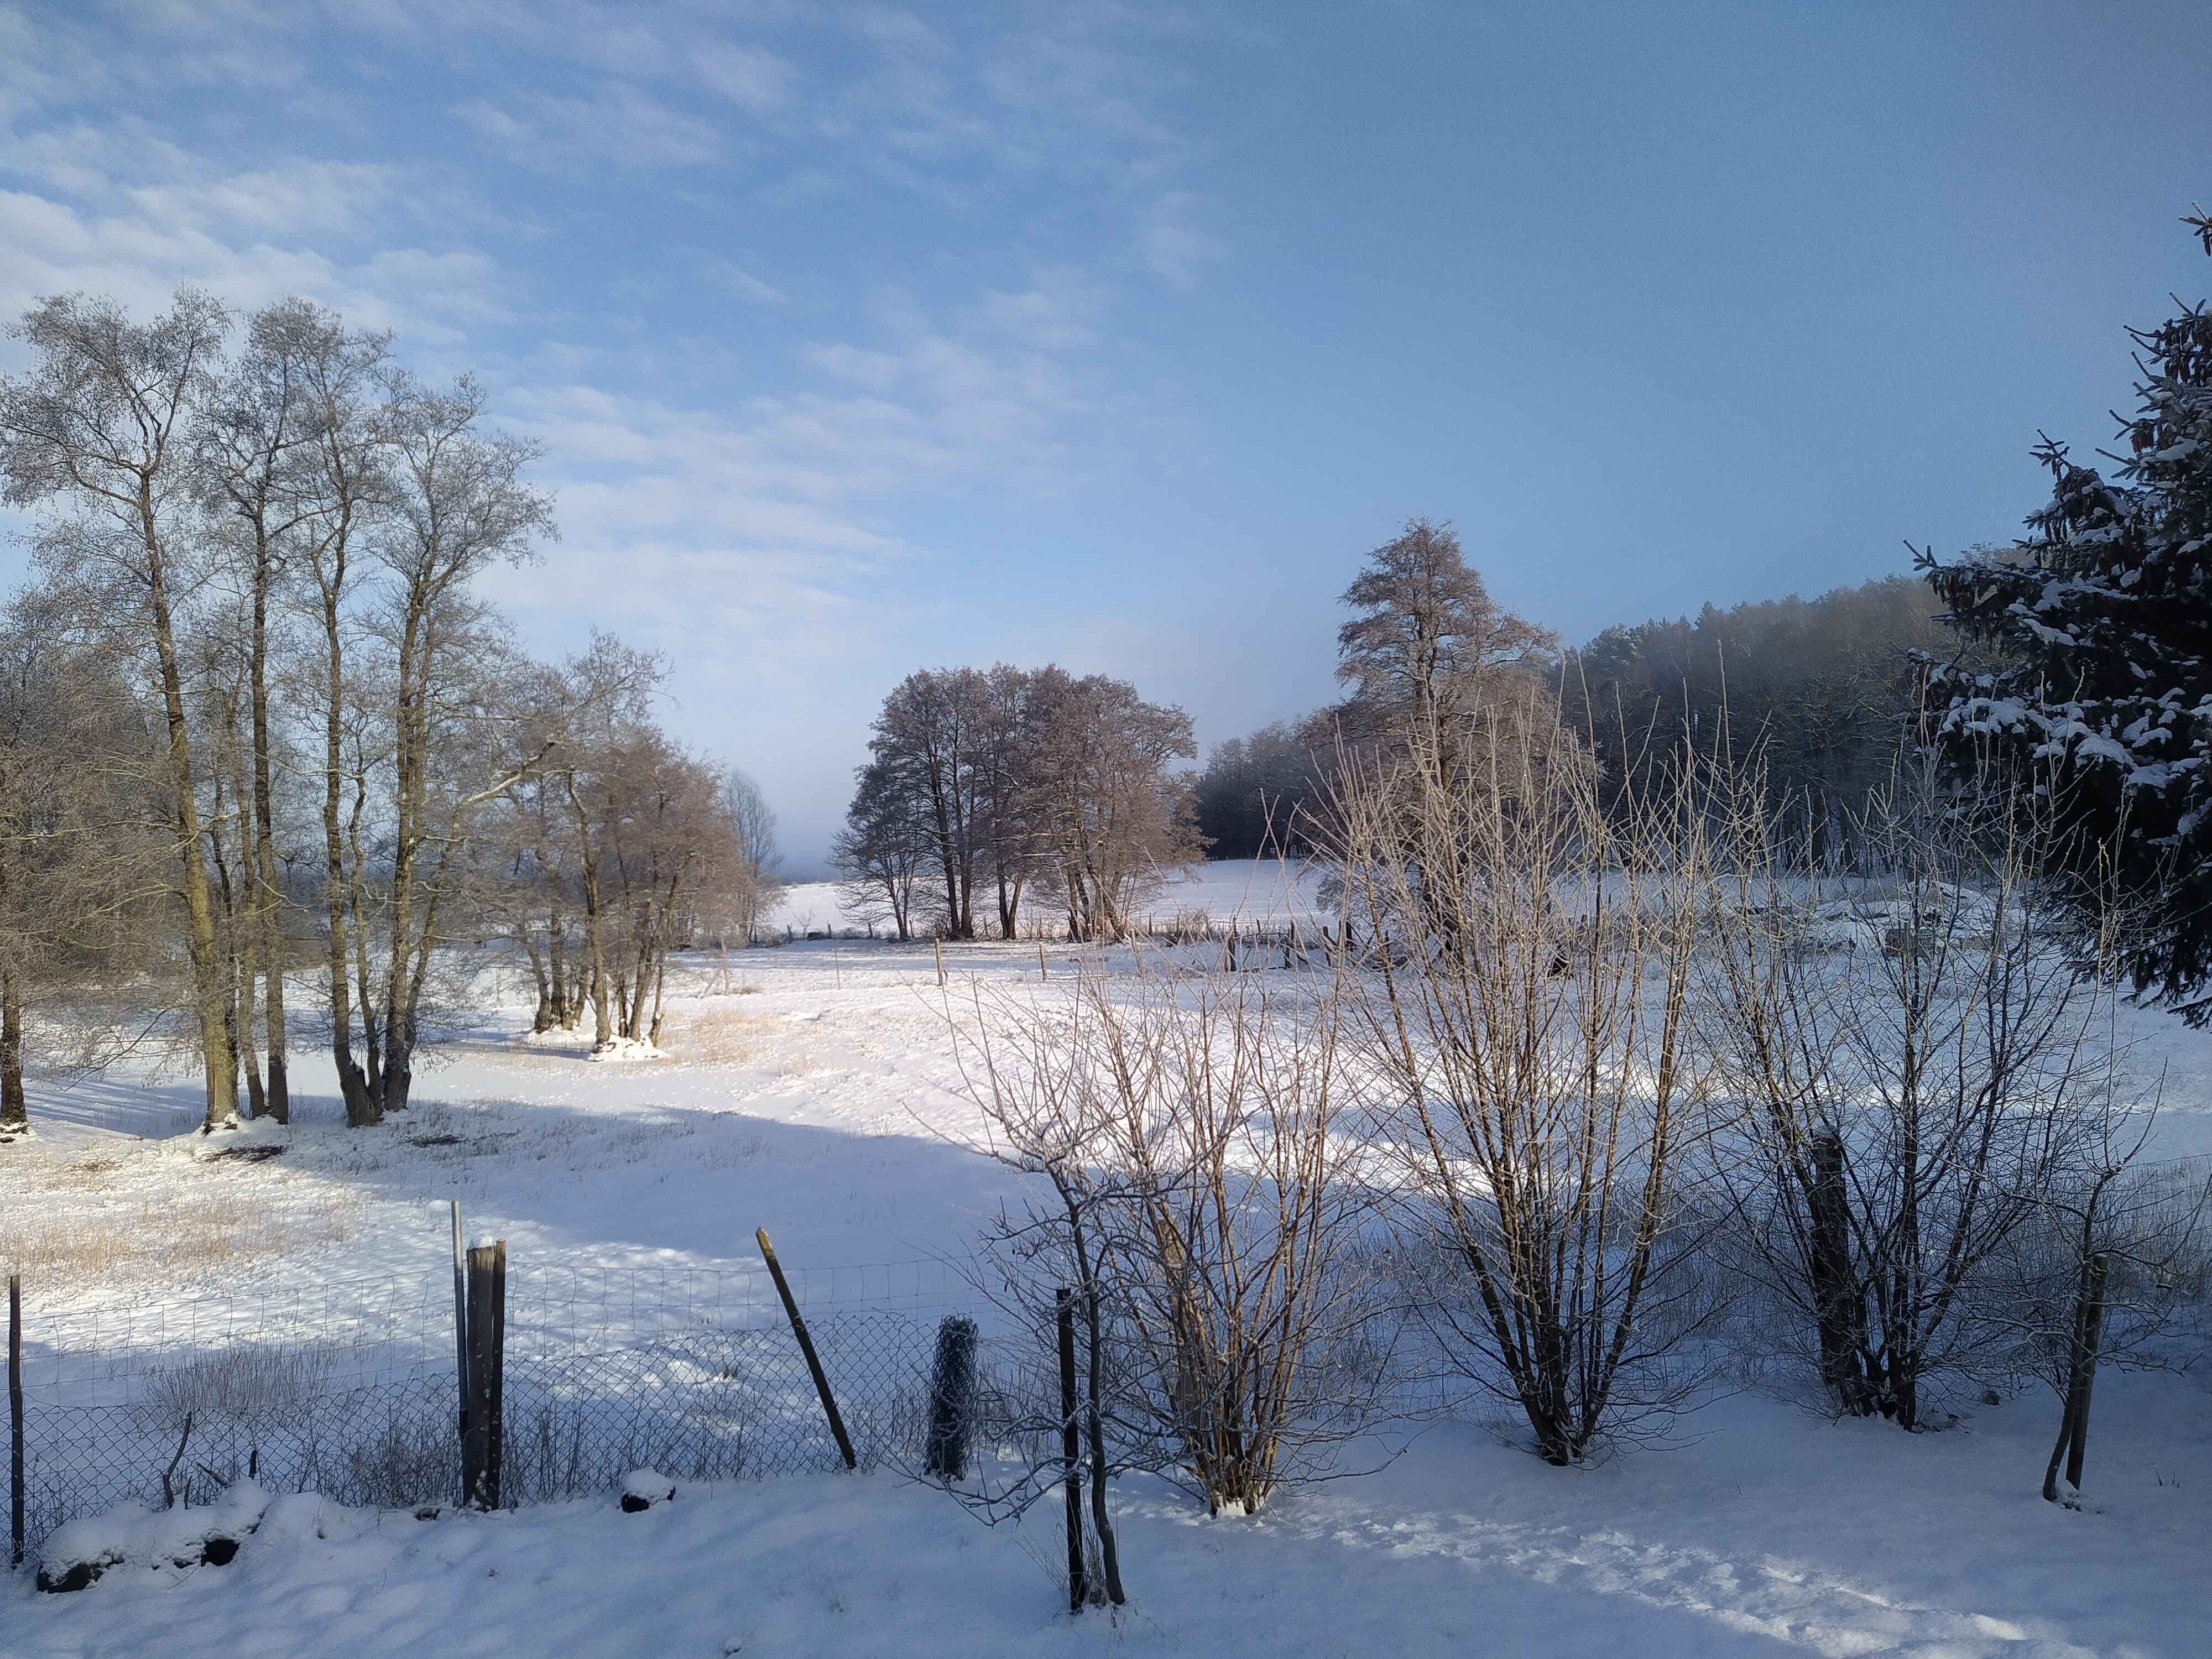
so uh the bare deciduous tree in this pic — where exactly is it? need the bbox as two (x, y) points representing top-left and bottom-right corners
(0, 583), (165, 1138)
(1703, 759), (2147, 1428)
(954, 963), (1386, 1520)
(1337, 716), (1718, 1464)
(1024, 667), (1202, 941)
(0, 289), (242, 1129)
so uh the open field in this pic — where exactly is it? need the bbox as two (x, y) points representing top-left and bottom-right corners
(6, 900), (2212, 1657)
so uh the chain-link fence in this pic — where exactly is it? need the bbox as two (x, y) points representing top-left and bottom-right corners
(8, 1255), (1005, 1564)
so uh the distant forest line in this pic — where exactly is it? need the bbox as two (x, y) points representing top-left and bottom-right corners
(1196, 572), (1947, 862)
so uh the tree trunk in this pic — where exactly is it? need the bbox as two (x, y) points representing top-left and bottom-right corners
(0, 963), (23, 1134)
(144, 513), (237, 1132)
(221, 716), (265, 1120)
(249, 561), (290, 1123)
(320, 580), (374, 1126)
(567, 776), (611, 1049)
(2043, 1252), (2109, 1502)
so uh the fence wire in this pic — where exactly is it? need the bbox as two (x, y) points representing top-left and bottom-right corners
(8, 1261), (1000, 1564)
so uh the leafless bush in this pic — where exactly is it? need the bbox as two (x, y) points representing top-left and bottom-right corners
(951, 962), (1389, 1518)
(1331, 717), (1723, 1465)
(1700, 757), (2168, 1429)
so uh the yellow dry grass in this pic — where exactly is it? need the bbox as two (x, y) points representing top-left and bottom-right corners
(670, 1005), (780, 1066)
(2, 1173), (355, 1285)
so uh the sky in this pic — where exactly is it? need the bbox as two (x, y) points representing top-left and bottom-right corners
(2, 2), (2208, 875)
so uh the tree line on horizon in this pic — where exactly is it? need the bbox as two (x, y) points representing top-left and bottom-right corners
(1195, 570), (1950, 864)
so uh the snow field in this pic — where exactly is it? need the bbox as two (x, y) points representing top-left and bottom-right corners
(3, 905), (2211, 1655)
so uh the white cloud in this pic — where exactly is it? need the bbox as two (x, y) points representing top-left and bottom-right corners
(450, 82), (721, 170)
(1136, 191), (1224, 286)
(691, 42), (796, 113)
(0, 173), (502, 351)
(703, 260), (786, 303)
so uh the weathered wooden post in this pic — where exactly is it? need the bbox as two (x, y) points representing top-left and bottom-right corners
(757, 1228), (856, 1469)
(450, 1203), (469, 1467)
(463, 1241), (506, 1510)
(1058, 1287), (1085, 1611)
(10, 1273), (23, 1571)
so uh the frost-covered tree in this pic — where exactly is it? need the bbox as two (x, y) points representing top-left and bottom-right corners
(0, 289), (243, 1129)
(1921, 211), (2212, 1013)
(1334, 517), (1559, 793)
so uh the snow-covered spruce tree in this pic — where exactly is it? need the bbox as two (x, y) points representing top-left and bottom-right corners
(1920, 210), (2212, 1014)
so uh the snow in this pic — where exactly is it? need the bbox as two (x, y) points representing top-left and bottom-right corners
(770, 857), (1328, 937)
(9, 1387), (2210, 1656)
(36, 1481), (272, 1591)
(6, 904), (2212, 1654)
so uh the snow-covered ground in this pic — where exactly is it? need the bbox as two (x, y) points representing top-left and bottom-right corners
(5, 926), (2211, 1656)
(769, 855), (1328, 938)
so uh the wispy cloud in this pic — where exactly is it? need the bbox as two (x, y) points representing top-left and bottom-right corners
(691, 42), (797, 113)
(455, 83), (722, 171)
(0, 161), (500, 352)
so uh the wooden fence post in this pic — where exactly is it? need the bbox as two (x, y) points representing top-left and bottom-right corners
(10, 1274), (23, 1571)
(756, 1229), (857, 1469)
(1059, 1287), (1085, 1612)
(450, 1203), (469, 1461)
(463, 1242), (506, 1510)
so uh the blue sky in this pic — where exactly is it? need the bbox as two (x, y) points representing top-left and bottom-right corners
(3, 2), (2208, 874)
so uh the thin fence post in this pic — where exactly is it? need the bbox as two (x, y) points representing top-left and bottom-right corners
(9, 1273), (23, 1571)
(463, 1242), (506, 1510)
(1058, 1286), (1085, 1612)
(757, 1228), (856, 1469)
(935, 937), (945, 988)
(450, 1201), (469, 1505)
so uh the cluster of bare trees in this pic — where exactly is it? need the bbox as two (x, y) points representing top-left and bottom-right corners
(492, 637), (778, 1051)
(836, 664), (1202, 942)
(0, 289), (777, 1135)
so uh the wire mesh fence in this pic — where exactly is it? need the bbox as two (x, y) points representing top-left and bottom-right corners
(8, 1254), (1003, 1564)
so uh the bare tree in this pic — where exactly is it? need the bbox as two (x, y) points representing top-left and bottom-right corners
(834, 756), (927, 940)
(354, 372), (554, 1114)
(0, 583), (165, 1138)
(719, 767), (781, 945)
(194, 298), (364, 1122)
(978, 662), (1044, 937)
(1703, 759), (2140, 1428)
(260, 306), (398, 1125)
(953, 963), (1386, 1522)
(1334, 517), (1559, 794)
(0, 289), (243, 1129)
(1025, 667), (1202, 941)
(1336, 715), (1719, 1464)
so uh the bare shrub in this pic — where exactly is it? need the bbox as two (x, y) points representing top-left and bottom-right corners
(1702, 758), (2162, 1428)
(952, 962), (1387, 1519)
(1333, 718), (1721, 1465)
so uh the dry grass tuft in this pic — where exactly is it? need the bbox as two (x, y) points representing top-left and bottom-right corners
(2, 1184), (355, 1285)
(671, 1005), (779, 1067)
